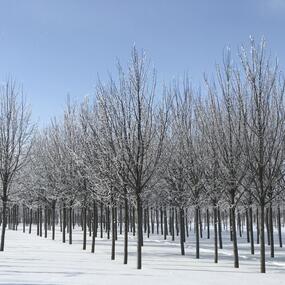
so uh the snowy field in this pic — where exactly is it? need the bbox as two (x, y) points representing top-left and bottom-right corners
(0, 227), (284, 285)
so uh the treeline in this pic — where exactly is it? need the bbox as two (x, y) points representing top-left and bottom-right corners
(0, 38), (285, 273)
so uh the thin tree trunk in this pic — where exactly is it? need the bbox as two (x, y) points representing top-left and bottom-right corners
(29, 209), (32, 234)
(218, 207), (223, 249)
(214, 205), (218, 263)
(124, 192), (128, 264)
(39, 207), (43, 237)
(249, 206), (254, 254)
(69, 203), (72, 245)
(44, 206), (48, 238)
(260, 204), (266, 273)
(206, 208), (210, 239)
(91, 200), (96, 253)
(179, 208), (185, 255)
(22, 204), (26, 233)
(269, 204), (274, 258)
(111, 205), (116, 260)
(163, 207), (167, 240)
(62, 203), (66, 243)
(100, 202), (103, 238)
(83, 206), (87, 250)
(230, 205), (239, 268)
(256, 208), (260, 244)
(119, 204), (123, 235)
(137, 193), (143, 269)
(246, 208), (250, 243)
(195, 206), (199, 259)
(52, 201), (56, 240)
(277, 206), (282, 248)
(0, 199), (7, 251)
(237, 211), (242, 237)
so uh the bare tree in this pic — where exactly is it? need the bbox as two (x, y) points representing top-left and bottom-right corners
(237, 38), (285, 273)
(0, 80), (34, 251)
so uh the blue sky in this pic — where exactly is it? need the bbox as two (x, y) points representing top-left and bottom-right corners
(0, 0), (285, 125)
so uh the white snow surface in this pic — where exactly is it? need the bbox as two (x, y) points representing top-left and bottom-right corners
(0, 227), (284, 285)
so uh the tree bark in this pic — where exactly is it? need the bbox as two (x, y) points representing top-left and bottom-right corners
(111, 205), (116, 260)
(91, 200), (96, 253)
(137, 193), (143, 269)
(44, 206), (48, 238)
(22, 204), (26, 233)
(218, 207), (223, 249)
(214, 206), (218, 263)
(249, 206), (254, 254)
(256, 208), (260, 244)
(29, 208), (32, 234)
(179, 208), (185, 255)
(195, 206), (200, 259)
(206, 208), (210, 239)
(69, 203), (72, 245)
(52, 201), (56, 240)
(62, 203), (66, 243)
(0, 198), (8, 251)
(269, 204), (274, 258)
(277, 206), (282, 248)
(124, 193), (128, 264)
(230, 205), (239, 268)
(83, 206), (87, 250)
(260, 204), (266, 273)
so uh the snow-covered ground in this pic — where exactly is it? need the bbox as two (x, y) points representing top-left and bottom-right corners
(0, 226), (284, 285)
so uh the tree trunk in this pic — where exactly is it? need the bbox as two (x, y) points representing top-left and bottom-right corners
(249, 206), (254, 254)
(91, 200), (96, 253)
(179, 208), (185, 255)
(230, 205), (239, 268)
(160, 208), (163, 236)
(137, 193), (143, 269)
(124, 192), (128, 264)
(206, 208), (210, 239)
(156, 208), (159, 234)
(269, 204), (274, 258)
(214, 206), (218, 263)
(277, 206), (282, 248)
(163, 207), (167, 240)
(83, 206), (87, 250)
(0, 198), (8, 251)
(22, 204), (26, 233)
(256, 208), (260, 244)
(195, 206), (199, 259)
(171, 208), (175, 241)
(266, 208), (270, 246)
(218, 207), (223, 249)
(199, 207), (203, 239)
(62, 203), (66, 243)
(185, 208), (189, 238)
(237, 211), (242, 237)
(39, 207), (42, 237)
(260, 204), (266, 273)
(119, 204), (123, 235)
(111, 205), (116, 260)
(52, 201), (56, 240)
(29, 208), (32, 234)
(246, 209), (250, 243)
(147, 207), (150, 238)
(44, 206), (48, 238)
(69, 203), (72, 245)
(100, 202), (103, 238)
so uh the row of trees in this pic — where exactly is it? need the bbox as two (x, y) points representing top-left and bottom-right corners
(0, 38), (285, 273)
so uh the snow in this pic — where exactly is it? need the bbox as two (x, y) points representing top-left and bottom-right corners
(0, 227), (284, 285)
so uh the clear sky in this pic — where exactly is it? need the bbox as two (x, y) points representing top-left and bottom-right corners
(0, 0), (285, 125)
